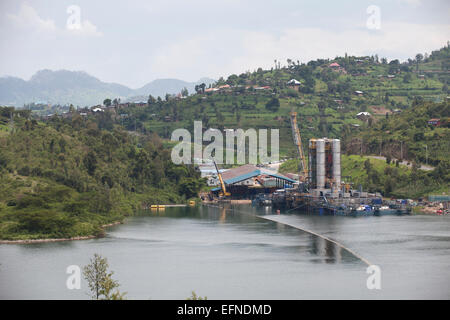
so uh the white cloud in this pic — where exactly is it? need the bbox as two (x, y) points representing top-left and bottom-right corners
(150, 22), (449, 80)
(67, 20), (103, 37)
(398, 0), (422, 7)
(7, 3), (56, 32)
(6, 3), (102, 37)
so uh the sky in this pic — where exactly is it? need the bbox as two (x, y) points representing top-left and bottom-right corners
(0, 0), (449, 88)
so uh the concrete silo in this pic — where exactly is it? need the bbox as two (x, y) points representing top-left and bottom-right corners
(308, 138), (341, 190)
(316, 139), (326, 189)
(332, 139), (341, 187)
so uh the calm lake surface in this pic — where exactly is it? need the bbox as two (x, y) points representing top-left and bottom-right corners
(1, 205), (449, 299)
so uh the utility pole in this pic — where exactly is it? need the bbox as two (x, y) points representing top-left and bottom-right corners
(400, 141), (403, 160)
(360, 138), (363, 155)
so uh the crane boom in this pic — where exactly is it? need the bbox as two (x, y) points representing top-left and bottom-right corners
(213, 160), (230, 197)
(290, 111), (308, 178)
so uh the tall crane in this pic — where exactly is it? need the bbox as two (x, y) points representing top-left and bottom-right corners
(290, 111), (308, 179)
(213, 160), (231, 197)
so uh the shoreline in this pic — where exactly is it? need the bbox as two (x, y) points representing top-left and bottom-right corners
(0, 221), (123, 245)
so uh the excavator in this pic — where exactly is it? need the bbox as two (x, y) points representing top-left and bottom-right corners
(290, 111), (308, 181)
(213, 160), (231, 198)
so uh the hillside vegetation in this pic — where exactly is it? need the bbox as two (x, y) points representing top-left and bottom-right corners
(279, 155), (449, 199)
(116, 45), (449, 161)
(342, 100), (450, 166)
(0, 107), (203, 240)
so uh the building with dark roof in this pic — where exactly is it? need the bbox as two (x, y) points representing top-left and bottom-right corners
(211, 164), (296, 198)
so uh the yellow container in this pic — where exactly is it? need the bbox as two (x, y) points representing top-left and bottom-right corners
(151, 205), (158, 209)
(189, 200), (196, 207)
(158, 205), (165, 209)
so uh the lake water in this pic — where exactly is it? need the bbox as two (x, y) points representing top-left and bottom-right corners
(0, 205), (449, 299)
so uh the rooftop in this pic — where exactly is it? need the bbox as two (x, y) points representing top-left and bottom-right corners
(221, 164), (296, 185)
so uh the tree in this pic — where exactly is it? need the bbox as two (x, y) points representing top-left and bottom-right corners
(403, 73), (412, 83)
(181, 87), (189, 97)
(147, 94), (156, 106)
(265, 97), (280, 112)
(415, 53), (423, 72)
(103, 99), (112, 107)
(59, 138), (67, 153)
(83, 254), (126, 300)
(83, 151), (97, 175)
(102, 132), (118, 162)
(179, 177), (202, 198)
(384, 177), (394, 196)
(364, 159), (372, 174)
(186, 291), (207, 300)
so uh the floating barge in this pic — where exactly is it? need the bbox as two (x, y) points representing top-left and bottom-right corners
(270, 188), (411, 216)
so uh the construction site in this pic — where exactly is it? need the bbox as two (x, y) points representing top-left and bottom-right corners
(207, 111), (411, 216)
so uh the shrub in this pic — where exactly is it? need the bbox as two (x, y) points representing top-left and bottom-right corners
(18, 166), (30, 176)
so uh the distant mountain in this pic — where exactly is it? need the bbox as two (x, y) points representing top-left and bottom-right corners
(0, 69), (215, 107)
(134, 77), (215, 99)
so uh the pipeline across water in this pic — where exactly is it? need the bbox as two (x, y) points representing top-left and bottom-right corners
(204, 203), (372, 266)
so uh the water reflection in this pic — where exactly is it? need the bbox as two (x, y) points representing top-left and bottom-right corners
(309, 235), (343, 264)
(2, 204), (449, 299)
(139, 204), (355, 264)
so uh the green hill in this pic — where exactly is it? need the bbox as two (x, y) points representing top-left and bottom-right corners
(0, 107), (203, 240)
(342, 100), (450, 166)
(118, 45), (449, 160)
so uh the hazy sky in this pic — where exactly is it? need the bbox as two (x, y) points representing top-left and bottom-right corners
(0, 0), (449, 88)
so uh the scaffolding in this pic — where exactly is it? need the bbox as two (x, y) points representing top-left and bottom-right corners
(290, 111), (308, 179)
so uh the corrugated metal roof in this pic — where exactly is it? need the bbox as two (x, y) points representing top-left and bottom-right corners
(218, 164), (296, 185)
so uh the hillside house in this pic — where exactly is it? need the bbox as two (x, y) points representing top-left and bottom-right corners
(287, 79), (301, 88)
(428, 118), (441, 126)
(356, 112), (371, 121)
(328, 62), (346, 73)
(218, 84), (231, 90)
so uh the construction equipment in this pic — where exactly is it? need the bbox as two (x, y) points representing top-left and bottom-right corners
(290, 111), (308, 179)
(213, 160), (231, 197)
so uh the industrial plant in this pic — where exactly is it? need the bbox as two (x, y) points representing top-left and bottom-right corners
(207, 112), (411, 216)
